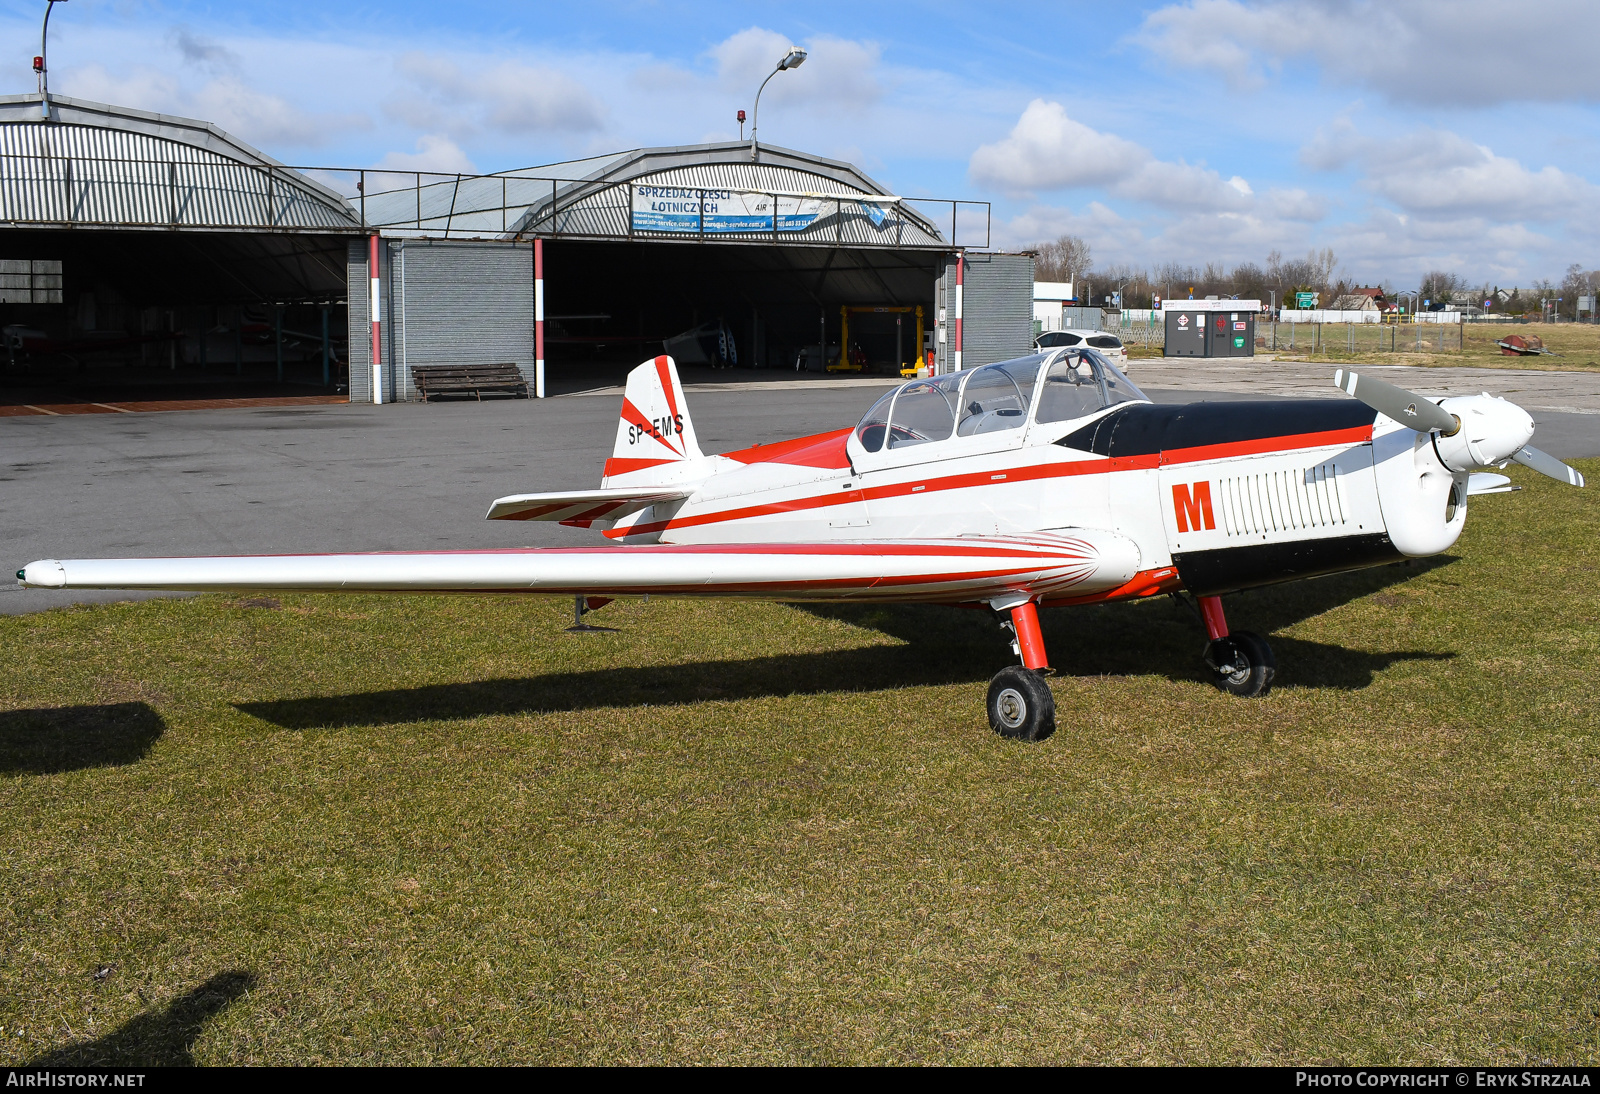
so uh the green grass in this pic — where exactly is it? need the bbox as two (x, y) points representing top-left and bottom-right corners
(1127, 322), (1600, 371)
(3, 460), (1599, 1064)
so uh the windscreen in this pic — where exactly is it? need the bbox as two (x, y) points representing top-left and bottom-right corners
(854, 389), (896, 453)
(886, 374), (960, 448)
(956, 356), (1045, 437)
(1034, 349), (1148, 425)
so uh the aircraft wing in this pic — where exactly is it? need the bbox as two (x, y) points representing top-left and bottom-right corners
(485, 486), (691, 522)
(17, 531), (1145, 605)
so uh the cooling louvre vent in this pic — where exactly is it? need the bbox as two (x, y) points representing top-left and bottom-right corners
(1218, 461), (1348, 537)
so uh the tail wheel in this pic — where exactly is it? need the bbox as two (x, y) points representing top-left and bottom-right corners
(987, 666), (1056, 742)
(1205, 630), (1276, 698)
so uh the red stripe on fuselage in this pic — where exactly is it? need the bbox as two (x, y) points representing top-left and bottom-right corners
(607, 454), (1158, 538)
(1160, 424), (1372, 466)
(609, 424), (1373, 539)
(720, 428), (853, 469)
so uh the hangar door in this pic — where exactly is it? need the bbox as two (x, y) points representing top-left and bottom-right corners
(349, 239), (535, 403)
(934, 252), (1035, 371)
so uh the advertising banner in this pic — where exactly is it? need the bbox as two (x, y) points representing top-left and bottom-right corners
(630, 186), (832, 233)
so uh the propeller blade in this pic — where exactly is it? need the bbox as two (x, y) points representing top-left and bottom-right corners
(1333, 368), (1458, 434)
(1512, 445), (1586, 487)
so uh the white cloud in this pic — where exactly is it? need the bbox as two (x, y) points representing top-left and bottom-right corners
(1304, 121), (1597, 219)
(374, 134), (477, 174)
(1138, 0), (1600, 106)
(387, 54), (606, 137)
(970, 100), (1146, 189)
(970, 99), (1256, 213)
(65, 64), (360, 148)
(707, 28), (882, 114)
(1261, 187), (1327, 221)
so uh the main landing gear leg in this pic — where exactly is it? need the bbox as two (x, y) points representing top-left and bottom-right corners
(1197, 594), (1275, 698)
(987, 599), (1056, 742)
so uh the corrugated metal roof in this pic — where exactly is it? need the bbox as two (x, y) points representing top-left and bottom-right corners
(0, 94), (360, 232)
(0, 96), (976, 247)
(363, 141), (954, 249)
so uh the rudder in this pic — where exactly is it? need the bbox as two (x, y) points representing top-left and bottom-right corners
(603, 355), (705, 485)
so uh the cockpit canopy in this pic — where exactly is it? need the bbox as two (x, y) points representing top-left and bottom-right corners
(855, 348), (1147, 453)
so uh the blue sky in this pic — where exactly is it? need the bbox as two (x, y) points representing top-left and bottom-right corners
(2, 0), (1596, 287)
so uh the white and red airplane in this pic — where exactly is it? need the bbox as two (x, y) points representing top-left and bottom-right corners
(18, 349), (1585, 741)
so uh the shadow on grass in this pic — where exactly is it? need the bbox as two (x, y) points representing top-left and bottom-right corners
(0, 702), (165, 775)
(238, 559), (1458, 730)
(26, 970), (255, 1066)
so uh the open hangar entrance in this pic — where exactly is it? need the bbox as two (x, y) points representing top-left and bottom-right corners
(348, 142), (1026, 400)
(538, 238), (946, 378)
(0, 94), (360, 408)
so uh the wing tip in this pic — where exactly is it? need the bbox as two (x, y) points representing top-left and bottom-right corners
(18, 559), (66, 588)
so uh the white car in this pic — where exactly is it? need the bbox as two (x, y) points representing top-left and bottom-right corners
(1034, 328), (1129, 366)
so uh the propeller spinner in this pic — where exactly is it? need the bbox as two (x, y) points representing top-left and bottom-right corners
(1333, 369), (1585, 488)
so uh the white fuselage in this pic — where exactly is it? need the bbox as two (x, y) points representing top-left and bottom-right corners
(597, 392), (1468, 603)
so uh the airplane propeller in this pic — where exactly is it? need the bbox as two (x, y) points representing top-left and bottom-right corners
(1333, 369), (1585, 489)
(1511, 444), (1586, 487)
(1334, 368), (1458, 434)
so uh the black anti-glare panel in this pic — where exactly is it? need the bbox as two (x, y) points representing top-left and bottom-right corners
(1055, 399), (1378, 458)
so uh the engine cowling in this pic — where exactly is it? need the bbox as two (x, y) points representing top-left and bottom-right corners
(1432, 393), (1534, 472)
(1369, 394), (1532, 557)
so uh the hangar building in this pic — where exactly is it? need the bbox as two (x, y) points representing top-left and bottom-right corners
(0, 94), (360, 398)
(1, 92), (1032, 407)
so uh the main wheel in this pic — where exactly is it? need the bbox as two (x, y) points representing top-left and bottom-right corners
(987, 666), (1056, 742)
(1205, 630), (1276, 698)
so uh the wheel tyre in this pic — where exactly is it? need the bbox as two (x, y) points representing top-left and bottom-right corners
(987, 666), (1056, 742)
(1205, 630), (1276, 698)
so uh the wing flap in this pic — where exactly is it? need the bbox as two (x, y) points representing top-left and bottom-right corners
(485, 486), (691, 522)
(20, 530), (1142, 604)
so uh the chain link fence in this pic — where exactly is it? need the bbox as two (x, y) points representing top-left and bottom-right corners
(1099, 315), (1470, 355)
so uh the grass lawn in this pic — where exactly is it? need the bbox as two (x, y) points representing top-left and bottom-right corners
(2, 459), (1598, 1065)
(1127, 322), (1600, 371)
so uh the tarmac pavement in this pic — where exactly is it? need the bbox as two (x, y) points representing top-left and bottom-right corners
(5, 359), (1594, 614)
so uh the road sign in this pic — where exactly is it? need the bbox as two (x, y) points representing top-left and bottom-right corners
(1295, 291), (1317, 309)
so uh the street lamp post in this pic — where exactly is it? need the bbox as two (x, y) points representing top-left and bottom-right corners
(750, 46), (806, 162)
(37, 0), (67, 121)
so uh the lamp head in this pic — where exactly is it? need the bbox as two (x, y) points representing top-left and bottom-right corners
(778, 47), (807, 70)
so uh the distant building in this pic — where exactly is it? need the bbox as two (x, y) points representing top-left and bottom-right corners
(1327, 294), (1381, 312)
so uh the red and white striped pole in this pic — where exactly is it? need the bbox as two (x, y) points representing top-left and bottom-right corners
(953, 250), (964, 371)
(534, 238), (545, 398)
(368, 234), (383, 404)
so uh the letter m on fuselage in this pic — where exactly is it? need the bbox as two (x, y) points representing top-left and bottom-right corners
(1172, 481), (1216, 533)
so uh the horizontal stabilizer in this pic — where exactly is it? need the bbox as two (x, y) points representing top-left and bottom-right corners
(17, 531), (1142, 604)
(485, 486), (691, 522)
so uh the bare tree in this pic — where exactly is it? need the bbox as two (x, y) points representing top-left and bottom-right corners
(1230, 262), (1269, 302)
(1557, 263), (1597, 317)
(1265, 248), (1340, 306)
(1418, 270), (1463, 308)
(1028, 235), (1093, 284)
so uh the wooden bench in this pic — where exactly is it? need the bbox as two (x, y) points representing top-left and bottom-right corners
(412, 363), (529, 402)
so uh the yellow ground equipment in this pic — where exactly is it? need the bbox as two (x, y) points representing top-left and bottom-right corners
(829, 305), (924, 375)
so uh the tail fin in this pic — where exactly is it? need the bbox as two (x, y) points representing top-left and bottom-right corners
(603, 355), (706, 485)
